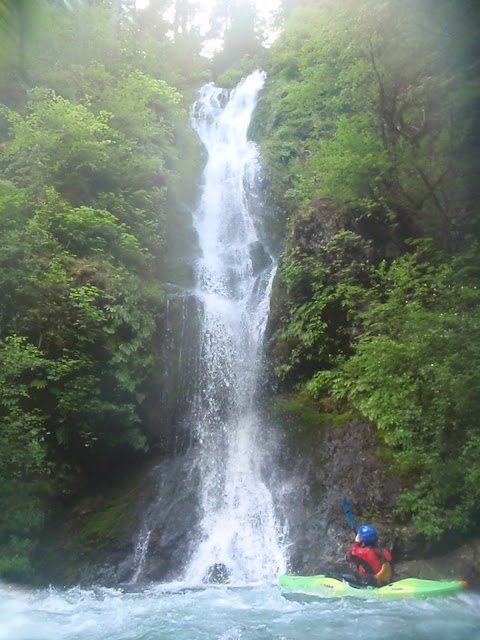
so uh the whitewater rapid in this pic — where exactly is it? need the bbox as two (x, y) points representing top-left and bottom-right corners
(2, 582), (479, 640)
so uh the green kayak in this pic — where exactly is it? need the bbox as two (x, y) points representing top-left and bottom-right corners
(279, 574), (467, 599)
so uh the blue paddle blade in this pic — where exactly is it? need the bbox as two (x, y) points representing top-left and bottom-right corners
(342, 497), (357, 533)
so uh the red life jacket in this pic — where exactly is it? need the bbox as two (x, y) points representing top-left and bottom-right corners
(346, 542), (393, 583)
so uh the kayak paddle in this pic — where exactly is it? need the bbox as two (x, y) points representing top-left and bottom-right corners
(342, 497), (357, 534)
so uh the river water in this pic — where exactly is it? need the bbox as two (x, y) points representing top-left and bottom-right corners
(2, 581), (479, 640)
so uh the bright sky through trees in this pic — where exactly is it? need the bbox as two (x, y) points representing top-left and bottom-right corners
(136, 0), (281, 36)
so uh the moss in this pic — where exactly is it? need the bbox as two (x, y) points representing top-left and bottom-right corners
(216, 68), (247, 88)
(76, 499), (138, 552)
(271, 392), (360, 430)
(270, 393), (326, 431)
(33, 466), (158, 585)
(269, 392), (360, 461)
(374, 445), (395, 464)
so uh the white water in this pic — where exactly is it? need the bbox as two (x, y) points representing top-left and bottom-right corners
(184, 71), (287, 584)
(3, 582), (480, 640)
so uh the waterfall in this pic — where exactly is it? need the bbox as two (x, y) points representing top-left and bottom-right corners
(183, 71), (287, 584)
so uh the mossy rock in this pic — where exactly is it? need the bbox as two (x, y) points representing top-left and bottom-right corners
(75, 499), (138, 552)
(34, 465), (158, 585)
(270, 392), (361, 447)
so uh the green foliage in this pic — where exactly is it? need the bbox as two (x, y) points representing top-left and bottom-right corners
(0, 336), (50, 477)
(0, 186), (164, 460)
(255, 0), (480, 246)
(0, 0), (208, 582)
(0, 478), (50, 582)
(2, 89), (113, 201)
(268, 221), (373, 386)
(258, 0), (480, 540)
(308, 246), (480, 537)
(216, 53), (265, 89)
(0, 336), (54, 581)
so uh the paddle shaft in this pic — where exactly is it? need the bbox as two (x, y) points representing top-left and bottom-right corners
(342, 498), (357, 534)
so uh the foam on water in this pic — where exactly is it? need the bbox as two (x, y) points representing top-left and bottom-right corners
(1, 582), (479, 640)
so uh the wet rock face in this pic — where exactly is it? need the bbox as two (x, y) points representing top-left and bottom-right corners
(35, 452), (202, 587)
(248, 240), (272, 276)
(203, 563), (231, 584)
(143, 291), (203, 455)
(115, 453), (202, 585)
(395, 539), (480, 587)
(271, 397), (479, 585)
(277, 414), (399, 576)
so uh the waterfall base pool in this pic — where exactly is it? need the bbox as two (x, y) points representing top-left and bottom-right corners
(2, 581), (479, 640)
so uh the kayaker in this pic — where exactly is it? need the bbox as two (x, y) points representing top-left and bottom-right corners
(344, 524), (393, 586)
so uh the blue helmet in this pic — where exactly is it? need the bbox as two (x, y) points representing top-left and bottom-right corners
(357, 524), (378, 545)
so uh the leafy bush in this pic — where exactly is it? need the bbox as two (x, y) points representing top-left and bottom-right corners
(308, 245), (480, 537)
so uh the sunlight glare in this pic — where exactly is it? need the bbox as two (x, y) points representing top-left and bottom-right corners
(136, 0), (281, 35)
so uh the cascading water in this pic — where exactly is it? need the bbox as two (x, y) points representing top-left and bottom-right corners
(183, 70), (287, 584)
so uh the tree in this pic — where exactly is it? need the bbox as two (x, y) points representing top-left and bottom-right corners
(0, 0), (75, 81)
(258, 0), (480, 247)
(172, 0), (199, 36)
(0, 336), (52, 581)
(210, 0), (264, 79)
(2, 89), (114, 203)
